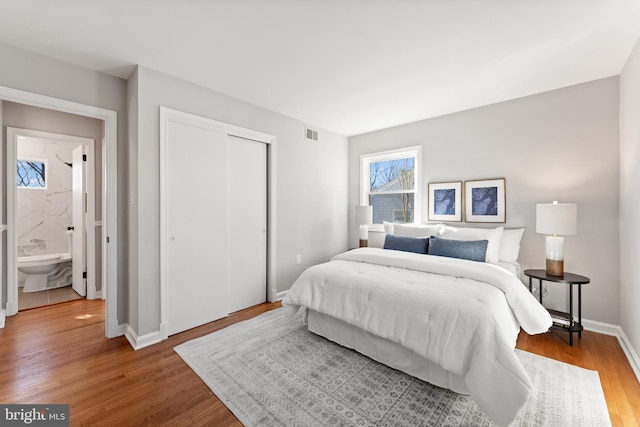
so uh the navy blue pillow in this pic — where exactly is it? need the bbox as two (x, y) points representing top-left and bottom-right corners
(427, 236), (488, 262)
(383, 234), (429, 254)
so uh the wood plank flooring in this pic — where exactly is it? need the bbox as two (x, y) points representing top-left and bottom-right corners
(1, 299), (639, 426)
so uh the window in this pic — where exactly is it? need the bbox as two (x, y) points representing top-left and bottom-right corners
(361, 146), (421, 227)
(17, 159), (47, 189)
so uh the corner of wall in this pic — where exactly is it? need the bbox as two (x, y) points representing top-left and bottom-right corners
(125, 324), (161, 351)
(618, 34), (640, 372)
(126, 66), (140, 335)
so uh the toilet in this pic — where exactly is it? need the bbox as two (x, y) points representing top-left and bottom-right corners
(18, 230), (73, 293)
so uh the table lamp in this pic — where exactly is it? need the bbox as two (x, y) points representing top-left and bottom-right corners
(355, 205), (373, 248)
(536, 201), (577, 276)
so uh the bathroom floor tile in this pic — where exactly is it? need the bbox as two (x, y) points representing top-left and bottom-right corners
(18, 286), (83, 311)
(48, 286), (83, 304)
(18, 289), (48, 310)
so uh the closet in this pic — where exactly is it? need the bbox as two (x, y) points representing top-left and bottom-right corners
(160, 108), (269, 336)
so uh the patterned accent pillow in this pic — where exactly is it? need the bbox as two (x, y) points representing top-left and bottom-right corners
(428, 236), (488, 262)
(440, 226), (503, 263)
(383, 234), (429, 254)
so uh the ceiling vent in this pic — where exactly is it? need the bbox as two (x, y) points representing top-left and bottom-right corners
(305, 126), (319, 141)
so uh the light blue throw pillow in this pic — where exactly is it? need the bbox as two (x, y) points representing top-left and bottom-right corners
(428, 236), (488, 262)
(383, 234), (429, 254)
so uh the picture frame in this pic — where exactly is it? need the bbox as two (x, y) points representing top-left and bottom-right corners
(428, 181), (462, 222)
(464, 178), (506, 223)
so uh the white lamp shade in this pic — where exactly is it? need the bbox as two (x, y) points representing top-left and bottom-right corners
(355, 205), (373, 225)
(536, 202), (577, 236)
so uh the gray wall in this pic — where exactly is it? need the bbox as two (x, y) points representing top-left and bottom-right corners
(0, 42), (128, 323)
(0, 43), (349, 339)
(129, 66), (349, 336)
(620, 39), (640, 359)
(349, 78), (620, 325)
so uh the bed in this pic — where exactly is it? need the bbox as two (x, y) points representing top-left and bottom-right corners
(282, 224), (552, 427)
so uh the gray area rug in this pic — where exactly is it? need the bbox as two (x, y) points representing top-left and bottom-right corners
(175, 309), (611, 427)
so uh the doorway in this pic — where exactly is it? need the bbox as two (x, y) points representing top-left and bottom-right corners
(0, 85), (118, 338)
(9, 128), (96, 310)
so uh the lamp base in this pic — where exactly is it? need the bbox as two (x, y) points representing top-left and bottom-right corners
(546, 259), (564, 277)
(359, 239), (368, 248)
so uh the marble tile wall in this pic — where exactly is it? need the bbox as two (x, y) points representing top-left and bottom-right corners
(17, 138), (79, 257)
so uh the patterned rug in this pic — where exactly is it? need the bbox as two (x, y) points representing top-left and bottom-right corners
(175, 308), (611, 427)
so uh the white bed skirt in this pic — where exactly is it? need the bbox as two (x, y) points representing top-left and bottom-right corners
(307, 309), (470, 395)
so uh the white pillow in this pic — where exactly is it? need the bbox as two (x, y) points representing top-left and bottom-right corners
(499, 228), (525, 262)
(440, 226), (504, 264)
(391, 222), (443, 238)
(383, 221), (395, 235)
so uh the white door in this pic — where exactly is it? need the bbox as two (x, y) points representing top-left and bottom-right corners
(72, 146), (86, 297)
(227, 136), (267, 313)
(166, 121), (229, 336)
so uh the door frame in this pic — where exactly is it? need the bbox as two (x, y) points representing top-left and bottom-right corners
(158, 106), (277, 340)
(7, 128), (95, 301)
(0, 85), (119, 338)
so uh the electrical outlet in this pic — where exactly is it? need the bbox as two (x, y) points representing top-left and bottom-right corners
(296, 254), (302, 265)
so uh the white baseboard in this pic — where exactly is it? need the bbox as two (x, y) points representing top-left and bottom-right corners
(159, 321), (169, 340)
(0, 308), (5, 328)
(583, 318), (640, 383)
(104, 318), (125, 339)
(125, 325), (162, 350)
(617, 328), (640, 383)
(582, 318), (620, 336)
(6, 300), (17, 317)
(276, 290), (288, 301)
(118, 323), (128, 336)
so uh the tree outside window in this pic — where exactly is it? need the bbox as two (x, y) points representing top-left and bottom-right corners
(362, 147), (420, 225)
(17, 160), (46, 189)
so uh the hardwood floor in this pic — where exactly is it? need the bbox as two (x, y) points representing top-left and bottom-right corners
(1, 299), (639, 426)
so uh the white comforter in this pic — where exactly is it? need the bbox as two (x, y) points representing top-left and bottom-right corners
(282, 248), (552, 427)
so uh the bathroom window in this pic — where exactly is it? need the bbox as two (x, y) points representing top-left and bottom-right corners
(17, 159), (47, 189)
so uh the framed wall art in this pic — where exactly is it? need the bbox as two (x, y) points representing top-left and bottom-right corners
(428, 181), (462, 222)
(464, 178), (506, 223)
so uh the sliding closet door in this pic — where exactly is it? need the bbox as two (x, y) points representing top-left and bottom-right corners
(227, 136), (267, 313)
(165, 121), (229, 336)
(163, 109), (271, 337)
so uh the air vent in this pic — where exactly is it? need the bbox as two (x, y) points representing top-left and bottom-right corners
(305, 127), (319, 141)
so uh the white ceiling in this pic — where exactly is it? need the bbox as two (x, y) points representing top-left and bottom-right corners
(1, 0), (639, 136)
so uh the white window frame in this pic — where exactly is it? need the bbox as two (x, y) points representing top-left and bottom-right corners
(360, 146), (422, 232)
